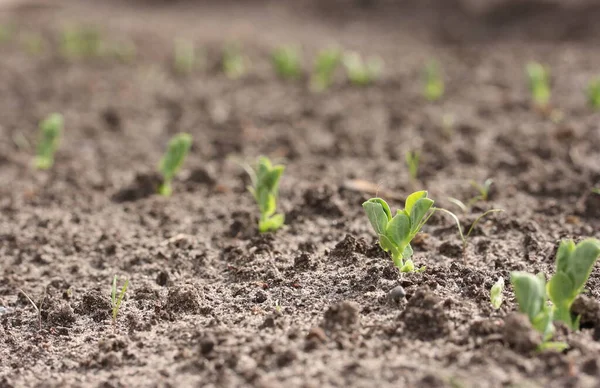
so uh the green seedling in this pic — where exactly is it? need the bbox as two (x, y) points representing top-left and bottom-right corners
(363, 191), (435, 272)
(34, 113), (64, 170)
(19, 288), (46, 331)
(22, 33), (43, 55)
(111, 275), (129, 331)
(342, 51), (383, 86)
(526, 62), (551, 108)
(222, 43), (246, 79)
(586, 78), (600, 110)
(423, 60), (444, 101)
(436, 208), (504, 252)
(158, 133), (192, 196)
(448, 179), (494, 212)
(272, 46), (301, 80)
(510, 239), (600, 346)
(592, 188), (600, 195)
(247, 156), (285, 233)
(310, 48), (342, 92)
(490, 277), (504, 310)
(173, 38), (196, 74)
(60, 26), (102, 58)
(547, 239), (600, 330)
(405, 151), (420, 182)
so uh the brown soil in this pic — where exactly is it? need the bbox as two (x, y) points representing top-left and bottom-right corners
(1, 1), (600, 387)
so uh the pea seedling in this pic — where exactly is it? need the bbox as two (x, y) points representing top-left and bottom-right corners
(310, 48), (341, 92)
(222, 43), (246, 79)
(363, 191), (435, 272)
(436, 208), (504, 252)
(510, 239), (600, 346)
(247, 156), (285, 233)
(405, 150), (420, 182)
(60, 26), (102, 58)
(586, 78), (600, 110)
(490, 277), (504, 310)
(174, 38), (196, 74)
(342, 51), (383, 86)
(111, 275), (129, 332)
(526, 62), (551, 109)
(272, 46), (301, 80)
(158, 133), (192, 196)
(423, 60), (444, 102)
(34, 113), (63, 170)
(592, 188), (600, 195)
(448, 178), (494, 212)
(19, 288), (46, 331)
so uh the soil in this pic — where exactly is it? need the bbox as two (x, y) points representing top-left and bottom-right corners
(1, 0), (600, 387)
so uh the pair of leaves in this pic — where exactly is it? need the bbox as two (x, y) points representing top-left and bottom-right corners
(159, 133), (192, 181)
(249, 156), (285, 233)
(526, 62), (551, 107)
(363, 191), (434, 270)
(511, 272), (554, 339)
(35, 113), (64, 170)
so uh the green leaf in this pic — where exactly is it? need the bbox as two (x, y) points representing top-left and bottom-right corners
(490, 277), (504, 310)
(511, 271), (546, 322)
(537, 341), (568, 352)
(259, 213), (285, 233)
(378, 234), (398, 256)
(532, 308), (554, 340)
(363, 199), (392, 235)
(547, 271), (574, 308)
(258, 189), (276, 217)
(410, 198), (434, 234)
(555, 239), (575, 274)
(402, 244), (413, 260)
(565, 239), (600, 293)
(400, 259), (414, 273)
(404, 191), (427, 215)
(386, 212), (411, 248)
(264, 165), (284, 192)
(158, 133), (192, 181)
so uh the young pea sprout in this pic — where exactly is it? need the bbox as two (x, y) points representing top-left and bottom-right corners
(310, 48), (342, 92)
(436, 208), (504, 253)
(448, 179), (494, 212)
(586, 78), (600, 110)
(111, 275), (129, 332)
(158, 133), (192, 196)
(272, 46), (302, 80)
(19, 288), (46, 331)
(490, 277), (504, 310)
(60, 26), (102, 58)
(526, 62), (551, 109)
(423, 60), (444, 102)
(247, 156), (285, 233)
(222, 43), (246, 79)
(342, 51), (383, 86)
(34, 113), (64, 170)
(405, 150), (420, 182)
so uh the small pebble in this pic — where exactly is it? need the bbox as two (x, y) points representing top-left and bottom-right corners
(389, 286), (406, 302)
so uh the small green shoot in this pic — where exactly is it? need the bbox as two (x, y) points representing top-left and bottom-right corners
(342, 51), (383, 86)
(362, 191), (435, 272)
(586, 78), (600, 110)
(222, 43), (246, 79)
(592, 188), (600, 195)
(19, 288), (46, 331)
(405, 151), (420, 182)
(247, 156), (285, 233)
(547, 239), (600, 330)
(448, 179), (494, 212)
(510, 239), (600, 346)
(111, 275), (129, 331)
(526, 62), (551, 109)
(60, 26), (102, 58)
(423, 60), (444, 101)
(310, 48), (342, 92)
(158, 133), (192, 196)
(34, 113), (64, 170)
(436, 208), (504, 252)
(173, 38), (196, 74)
(272, 46), (301, 80)
(490, 277), (504, 310)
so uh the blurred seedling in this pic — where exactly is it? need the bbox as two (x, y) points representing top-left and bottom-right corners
(526, 62), (551, 109)
(405, 150), (420, 182)
(111, 275), (129, 332)
(586, 78), (600, 110)
(34, 113), (63, 170)
(22, 32), (43, 55)
(60, 26), (103, 58)
(310, 48), (342, 92)
(592, 188), (600, 195)
(247, 156), (285, 233)
(363, 191), (435, 272)
(173, 38), (197, 74)
(436, 207), (504, 253)
(511, 239), (600, 349)
(272, 46), (302, 80)
(222, 43), (246, 79)
(490, 277), (504, 310)
(448, 178), (494, 212)
(342, 51), (383, 86)
(423, 60), (444, 101)
(158, 133), (192, 196)
(19, 288), (46, 331)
